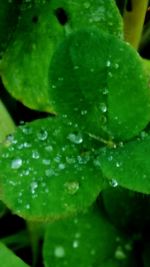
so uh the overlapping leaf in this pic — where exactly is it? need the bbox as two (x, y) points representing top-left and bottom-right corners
(0, 0), (122, 111)
(97, 135), (150, 194)
(49, 28), (150, 140)
(43, 205), (129, 267)
(0, 117), (104, 220)
(102, 186), (150, 232)
(0, 242), (29, 267)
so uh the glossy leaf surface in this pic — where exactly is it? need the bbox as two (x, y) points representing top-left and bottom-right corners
(98, 136), (150, 194)
(49, 28), (150, 140)
(43, 206), (126, 267)
(0, 0), (122, 111)
(0, 242), (29, 267)
(0, 117), (103, 220)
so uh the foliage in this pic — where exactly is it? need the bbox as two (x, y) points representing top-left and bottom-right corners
(0, 0), (150, 266)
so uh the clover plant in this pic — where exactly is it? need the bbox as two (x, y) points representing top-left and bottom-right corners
(0, 0), (150, 266)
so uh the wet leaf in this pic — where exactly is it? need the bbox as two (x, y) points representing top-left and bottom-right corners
(0, 117), (104, 220)
(43, 205), (126, 267)
(0, 0), (122, 112)
(0, 242), (29, 267)
(49, 28), (150, 141)
(97, 136), (150, 194)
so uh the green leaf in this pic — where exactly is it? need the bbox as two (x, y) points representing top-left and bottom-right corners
(49, 28), (150, 140)
(0, 0), (21, 55)
(0, 0), (122, 112)
(0, 100), (15, 142)
(97, 135), (150, 194)
(102, 186), (150, 233)
(0, 242), (29, 267)
(0, 117), (103, 220)
(43, 205), (126, 267)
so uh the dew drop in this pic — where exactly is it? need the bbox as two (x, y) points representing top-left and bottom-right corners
(11, 158), (22, 169)
(45, 169), (55, 177)
(72, 240), (79, 248)
(58, 163), (65, 170)
(109, 179), (118, 187)
(54, 246), (65, 258)
(22, 126), (32, 135)
(114, 246), (126, 260)
(114, 63), (119, 69)
(32, 150), (40, 159)
(31, 181), (38, 194)
(67, 133), (83, 144)
(42, 159), (51, 165)
(64, 181), (79, 195)
(100, 102), (107, 113)
(83, 2), (90, 8)
(37, 129), (48, 141)
(25, 204), (30, 210)
(81, 110), (87, 115)
(106, 60), (111, 67)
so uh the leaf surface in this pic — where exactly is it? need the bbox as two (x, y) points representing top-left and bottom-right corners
(0, 117), (103, 220)
(49, 28), (150, 140)
(0, 242), (29, 267)
(43, 205), (125, 267)
(98, 136), (150, 194)
(0, 0), (122, 111)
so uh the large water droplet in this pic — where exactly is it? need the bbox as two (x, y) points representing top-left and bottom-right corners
(54, 246), (65, 258)
(106, 60), (111, 67)
(37, 129), (48, 141)
(67, 133), (83, 144)
(64, 181), (79, 195)
(11, 158), (22, 169)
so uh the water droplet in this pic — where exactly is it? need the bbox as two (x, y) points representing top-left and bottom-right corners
(114, 63), (119, 69)
(32, 150), (40, 159)
(100, 103), (107, 113)
(106, 60), (111, 67)
(58, 163), (65, 170)
(74, 65), (79, 70)
(102, 87), (109, 95)
(81, 110), (87, 115)
(25, 204), (30, 210)
(83, 2), (90, 8)
(6, 134), (17, 144)
(109, 179), (118, 187)
(23, 142), (31, 148)
(22, 126), (32, 135)
(52, 84), (56, 89)
(11, 158), (22, 169)
(116, 162), (120, 168)
(64, 181), (79, 195)
(45, 169), (55, 177)
(42, 159), (51, 165)
(31, 181), (38, 194)
(114, 246), (126, 260)
(58, 77), (64, 81)
(37, 129), (48, 141)
(67, 133), (83, 144)
(54, 246), (65, 258)
(45, 145), (53, 152)
(72, 240), (79, 248)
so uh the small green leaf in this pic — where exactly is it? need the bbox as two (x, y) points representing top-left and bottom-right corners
(43, 205), (125, 267)
(0, 0), (122, 112)
(0, 242), (29, 267)
(102, 187), (150, 233)
(98, 135), (150, 194)
(0, 117), (104, 220)
(49, 28), (150, 140)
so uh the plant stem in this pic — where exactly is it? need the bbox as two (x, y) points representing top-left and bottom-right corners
(123, 0), (148, 50)
(0, 100), (15, 142)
